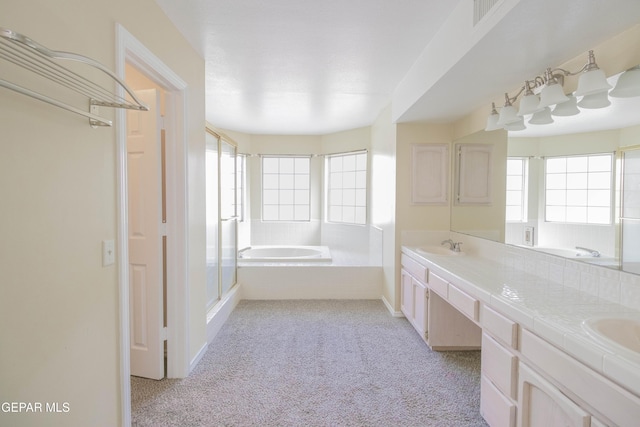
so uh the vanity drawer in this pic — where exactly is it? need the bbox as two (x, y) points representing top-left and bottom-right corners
(401, 253), (428, 283)
(482, 333), (518, 399)
(427, 271), (448, 298)
(483, 305), (518, 349)
(447, 283), (479, 322)
(481, 375), (516, 427)
(520, 328), (640, 427)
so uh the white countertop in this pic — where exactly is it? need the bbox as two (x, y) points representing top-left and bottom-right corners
(401, 245), (640, 397)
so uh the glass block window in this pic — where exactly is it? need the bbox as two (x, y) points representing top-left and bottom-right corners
(506, 157), (528, 222)
(326, 151), (367, 225)
(262, 156), (310, 221)
(545, 153), (613, 224)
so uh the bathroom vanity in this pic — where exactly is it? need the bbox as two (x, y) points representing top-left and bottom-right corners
(401, 245), (640, 427)
(400, 251), (481, 350)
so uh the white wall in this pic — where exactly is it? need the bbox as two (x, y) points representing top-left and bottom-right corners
(0, 2), (206, 426)
(370, 106), (398, 310)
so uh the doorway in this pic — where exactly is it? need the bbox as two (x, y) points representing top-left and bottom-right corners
(116, 24), (189, 426)
(125, 83), (166, 380)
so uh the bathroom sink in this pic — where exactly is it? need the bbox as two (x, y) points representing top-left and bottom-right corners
(415, 246), (465, 256)
(582, 315), (640, 361)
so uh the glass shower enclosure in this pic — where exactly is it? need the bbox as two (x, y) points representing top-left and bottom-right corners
(205, 128), (237, 310)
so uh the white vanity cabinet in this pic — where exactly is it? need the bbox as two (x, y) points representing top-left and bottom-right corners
(400, 268), (428, 341)
(426, 272), (481, 350)
(480, 305), (518, 427)
(518, 362), (590, 427)
(401, 247), (640, 427)
(401, 253), (481, 349)
(519, 328), (640, 427)
(400, 254), (429, 342)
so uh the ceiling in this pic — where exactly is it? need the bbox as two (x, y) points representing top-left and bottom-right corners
(154, 0), (640, 136)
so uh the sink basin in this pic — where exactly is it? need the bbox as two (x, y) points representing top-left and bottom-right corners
(582, 315), (640, 361)
(415, 246), (465, 256)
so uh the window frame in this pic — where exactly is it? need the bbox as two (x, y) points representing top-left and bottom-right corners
(543, 152), (614, 225)
(261, 155), (311, 222)
(505, 157), (529, 223)
(324, 149), (368, 226)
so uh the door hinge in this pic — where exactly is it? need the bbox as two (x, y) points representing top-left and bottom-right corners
(160, 223), (168, 236)
(161, 327), (168, 341)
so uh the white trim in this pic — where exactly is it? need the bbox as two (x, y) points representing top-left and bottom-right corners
(206, 284), (243, 344)
(382, 295), (403, 317)
(190, 342), (209, 373)
(115, 23), (190, 427)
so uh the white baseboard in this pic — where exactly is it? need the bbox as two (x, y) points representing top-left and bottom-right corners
(189, 342), (208, 373)
(382, 294), (403, 317)
(206, 283), (242, 344)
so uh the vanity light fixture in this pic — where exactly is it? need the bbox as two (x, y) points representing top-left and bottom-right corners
(485, 102), (501, 131)
(574, 50), (612, 96)
(538, 68), (569, 109)
(551, 93), (580, 116)
(517, 80), (542, 116)
(496, 93), (520, 126)
(484, 49), (631, 132)
(528, 107), (554, 125)
(503, 116), (526, 131)
(577, 90), (611, 109)
(610, 65), (640, 98)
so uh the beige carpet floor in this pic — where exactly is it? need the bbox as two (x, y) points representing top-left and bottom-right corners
(132, 300), (488, 427)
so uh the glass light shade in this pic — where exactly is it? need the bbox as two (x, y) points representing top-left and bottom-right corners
(552, 93), (580, 116)
(497, 104), (519, 126)
(517, 93), (542, 116)
(610, 67), (640, 98)
(485, 112), (501, 131)
(538, 83), (569, 109)
(528, 107), (554, 125)
(503, 117), (525, 131)
(577, 91), (611, 109)
(575, 69), (612, 96)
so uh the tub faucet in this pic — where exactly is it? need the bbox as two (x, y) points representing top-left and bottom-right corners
(575, 246), (600, 257)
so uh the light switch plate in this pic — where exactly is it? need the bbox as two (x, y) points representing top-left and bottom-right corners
(102, 240), (115, 266)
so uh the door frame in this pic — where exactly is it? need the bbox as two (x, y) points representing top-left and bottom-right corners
(115, 24), (190, 426)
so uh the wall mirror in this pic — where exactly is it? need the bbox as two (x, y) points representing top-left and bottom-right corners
(451, 86), (640, 275)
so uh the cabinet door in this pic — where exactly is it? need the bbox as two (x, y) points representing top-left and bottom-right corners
(400, 269), (414, 319)
(413, 278), (428, 339)
(456, 143), (493, 204)
(518, 362), (590, 427)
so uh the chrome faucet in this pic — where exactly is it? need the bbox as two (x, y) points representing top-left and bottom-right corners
(441, 239), (463, 252)
(441, 239), (455, 249)
(575, 246), (600, 257)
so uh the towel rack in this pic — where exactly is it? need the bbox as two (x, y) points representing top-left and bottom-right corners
(0, 27), (148, 127)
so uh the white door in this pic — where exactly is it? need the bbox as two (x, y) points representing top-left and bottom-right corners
(127, 89), (165, 380)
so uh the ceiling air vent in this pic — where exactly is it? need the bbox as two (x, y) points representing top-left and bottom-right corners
(474, 0), (500, 25)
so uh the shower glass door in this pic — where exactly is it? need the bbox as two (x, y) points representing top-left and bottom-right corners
(220, 140), (237, 295)
(621, 146), (640, 275)
(205, 132), (219, 308)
